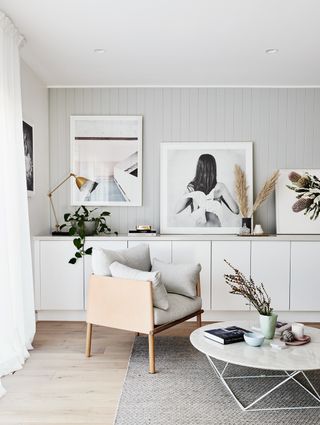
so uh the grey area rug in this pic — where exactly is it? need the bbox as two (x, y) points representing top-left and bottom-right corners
(114, 336), (320, 425)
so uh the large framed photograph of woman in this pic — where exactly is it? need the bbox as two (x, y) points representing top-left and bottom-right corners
(160, 142), (253, 234)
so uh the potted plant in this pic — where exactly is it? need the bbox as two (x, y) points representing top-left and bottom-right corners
(224, 260), (277, 339)
(59, 206), (117, 264)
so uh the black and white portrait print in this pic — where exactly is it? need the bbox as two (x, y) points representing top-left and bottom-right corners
(160, 142), (253, 234)
(23, 121), (34, 194)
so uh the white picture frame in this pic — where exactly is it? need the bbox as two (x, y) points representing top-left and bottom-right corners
(276, 169), (320, 234)
(23, 120), (35, 197)
(160, 141), (253, 234)
(70, 115), (143, 206)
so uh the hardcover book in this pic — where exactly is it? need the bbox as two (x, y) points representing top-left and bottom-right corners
(203, 326), (248, 345)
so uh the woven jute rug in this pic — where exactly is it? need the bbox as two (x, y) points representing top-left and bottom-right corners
(114, 336), (320, 424)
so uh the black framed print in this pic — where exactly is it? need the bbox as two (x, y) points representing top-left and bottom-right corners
(23, 121), (34, 196)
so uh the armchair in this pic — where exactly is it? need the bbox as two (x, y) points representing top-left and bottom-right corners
(85, 274), (203, 373)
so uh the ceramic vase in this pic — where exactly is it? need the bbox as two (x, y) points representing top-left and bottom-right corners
(259, 312), (278, 339)
(241, 217), (252, 233)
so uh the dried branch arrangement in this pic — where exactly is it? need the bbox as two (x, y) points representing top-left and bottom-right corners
(234, 165), (249, 217)
(224, 260), (273, 316)
(287, 171), (320, 220)
(251, 170), (280, 216)
(234, 165), (280, 218)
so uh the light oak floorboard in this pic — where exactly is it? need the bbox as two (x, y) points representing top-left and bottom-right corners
(1, 321), (319, 424)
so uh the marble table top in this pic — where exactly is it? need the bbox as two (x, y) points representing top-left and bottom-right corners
(190, 321), (320, 371)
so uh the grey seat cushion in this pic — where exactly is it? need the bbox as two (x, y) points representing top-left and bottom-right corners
(153, 293), (202, 325)
(151, 258), (201, 298)
(92, 243), (151, 276)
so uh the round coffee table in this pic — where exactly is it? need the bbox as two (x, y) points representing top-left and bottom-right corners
(190, 321), (320, 411)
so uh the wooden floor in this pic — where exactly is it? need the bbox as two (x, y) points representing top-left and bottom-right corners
(0, 321), (200, 425)
(1, 321), (319, 424)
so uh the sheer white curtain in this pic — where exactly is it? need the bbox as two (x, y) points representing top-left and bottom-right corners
(0, 11), (35, 396)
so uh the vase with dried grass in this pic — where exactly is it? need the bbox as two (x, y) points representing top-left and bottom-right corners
(234, 165), (280, 234)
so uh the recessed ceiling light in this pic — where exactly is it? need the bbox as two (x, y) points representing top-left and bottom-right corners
(94, 48), (105, 54)
(265, 48), (279, 55)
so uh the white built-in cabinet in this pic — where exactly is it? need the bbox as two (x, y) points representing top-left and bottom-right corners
(38, 241), (83, 310)
(251, 242), (290, 311)
(33, 236), (320, 321)
(212, 241), (250, 311)
(290, 242), (320, 311)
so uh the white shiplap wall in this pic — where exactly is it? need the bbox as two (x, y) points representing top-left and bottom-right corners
(49, 88), (320, 234)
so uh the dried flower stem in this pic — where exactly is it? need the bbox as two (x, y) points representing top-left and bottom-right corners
(224, 260), (273, 316)
(251, 170), (280, 216)
(234, 164), (249, 217)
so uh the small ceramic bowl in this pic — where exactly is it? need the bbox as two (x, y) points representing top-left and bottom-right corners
(244, 332), (265, 347)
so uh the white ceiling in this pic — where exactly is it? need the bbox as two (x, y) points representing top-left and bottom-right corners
(1, 0), (320, 87)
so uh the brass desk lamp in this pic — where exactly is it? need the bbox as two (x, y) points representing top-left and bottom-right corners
(48, 173), (98, 232)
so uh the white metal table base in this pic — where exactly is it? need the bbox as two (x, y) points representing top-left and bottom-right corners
(206, 355), (320, 412)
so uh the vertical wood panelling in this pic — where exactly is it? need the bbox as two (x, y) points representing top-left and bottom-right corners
(49, 87), (320, 234)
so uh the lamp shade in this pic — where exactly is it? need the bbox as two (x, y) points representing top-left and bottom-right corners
(75, 176), (98, 194)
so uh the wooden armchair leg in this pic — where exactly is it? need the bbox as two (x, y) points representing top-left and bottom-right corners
(197, 312), (202, 328)
(85, 323), (92, 357)
(148, 333), (155, 374)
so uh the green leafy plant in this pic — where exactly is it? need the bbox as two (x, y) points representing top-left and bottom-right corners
(59, 206), (117, 264)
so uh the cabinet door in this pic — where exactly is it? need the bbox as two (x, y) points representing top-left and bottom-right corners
(212, 241), (250, 311)
(291, 242), (320, 311)
(172, 241), (211, 310)
(128, 241), (171, 264)
(40, 241), (83, 310)
(251, 242), (290, 311)
(84, 240), (127, 308)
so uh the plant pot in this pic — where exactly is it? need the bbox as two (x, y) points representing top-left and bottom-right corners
(241, 217), (252, 233)
(72, 220), (97, 236)
(259, 312), (278, 339)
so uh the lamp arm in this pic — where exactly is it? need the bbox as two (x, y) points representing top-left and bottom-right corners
(48, 173), (75, 196)
(48, 173), (76, 231)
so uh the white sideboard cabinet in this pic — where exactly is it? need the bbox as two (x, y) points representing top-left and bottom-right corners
(290, 242), (320, 311)
(212, 241), (251, 311)
(33, 235), (320, 321)
(251, 241), (290, 311)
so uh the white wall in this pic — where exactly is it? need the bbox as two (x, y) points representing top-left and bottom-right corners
(49, 87), (320, 234)
(21, 60), (50, 236)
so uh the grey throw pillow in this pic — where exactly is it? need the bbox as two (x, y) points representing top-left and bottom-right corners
(109, 261), (169, 310)
(151, 258), (201, 299)
(92, 243), (151, 276)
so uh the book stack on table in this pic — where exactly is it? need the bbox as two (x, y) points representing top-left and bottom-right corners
(203, 326), (249, 345)
(128, 225), (157, 236)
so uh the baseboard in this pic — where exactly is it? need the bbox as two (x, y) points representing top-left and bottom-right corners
(36, 309), (320, 323)
(36, 310), (86, 321)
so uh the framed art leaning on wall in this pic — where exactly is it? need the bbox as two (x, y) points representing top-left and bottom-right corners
(160, 142), (253, 234)
(70, 116), (143, 206)
(276, 169), (320, 234)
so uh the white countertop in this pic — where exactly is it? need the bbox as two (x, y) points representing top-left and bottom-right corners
(33, 234), (320, 241)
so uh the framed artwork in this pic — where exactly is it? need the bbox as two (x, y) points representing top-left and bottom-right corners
(160, 142), (253, 234)
(23, 121), (34, 196)
(276, 169), (320, 234)
(70, 116), (142, 206)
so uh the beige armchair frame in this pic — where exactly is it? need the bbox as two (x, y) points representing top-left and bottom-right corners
(85, 275), (203, 373)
